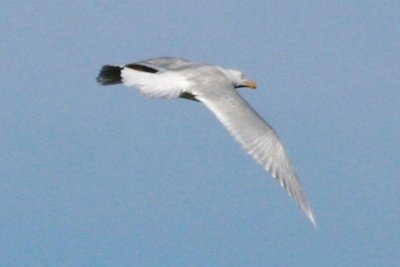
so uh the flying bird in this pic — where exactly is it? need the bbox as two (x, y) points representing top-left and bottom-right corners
(97, 57), (316, 226)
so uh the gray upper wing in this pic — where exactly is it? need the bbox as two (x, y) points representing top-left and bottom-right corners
(196, 88), (316, 226)
(131, 57), (193, 72)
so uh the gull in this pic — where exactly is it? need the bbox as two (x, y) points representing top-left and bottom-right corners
(97, 57), (316, 226)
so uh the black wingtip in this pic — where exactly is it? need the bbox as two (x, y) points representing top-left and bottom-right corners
(96, 65), (122, 85)
(125, 64), (158, 73)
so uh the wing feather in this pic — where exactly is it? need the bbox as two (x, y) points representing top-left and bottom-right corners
(197, 88), (316, 226)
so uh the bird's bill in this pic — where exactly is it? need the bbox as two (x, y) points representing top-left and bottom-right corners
(245, 80), (257, 89)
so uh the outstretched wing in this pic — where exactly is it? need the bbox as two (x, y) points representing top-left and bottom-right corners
(196, 87), (317, 226)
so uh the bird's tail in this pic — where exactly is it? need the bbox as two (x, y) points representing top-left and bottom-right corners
(96, 65), (122, 85)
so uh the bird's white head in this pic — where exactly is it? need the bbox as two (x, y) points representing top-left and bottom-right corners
(225, 69), (257, 89)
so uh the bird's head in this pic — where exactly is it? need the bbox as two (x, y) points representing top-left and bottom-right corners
(225, 69), (257, 89)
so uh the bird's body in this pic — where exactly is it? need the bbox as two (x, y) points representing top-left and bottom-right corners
(97, 57), (316, 226)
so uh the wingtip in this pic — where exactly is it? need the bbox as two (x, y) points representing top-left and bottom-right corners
(96, 65), (122, 85)
(304, 207), (318, 228)
(309, 213), (318, 228)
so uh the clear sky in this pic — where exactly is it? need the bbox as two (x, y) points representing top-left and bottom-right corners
(1, 1), (399, 266)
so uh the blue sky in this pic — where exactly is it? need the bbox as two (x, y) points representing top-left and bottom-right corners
(1, 1), (399, 266)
